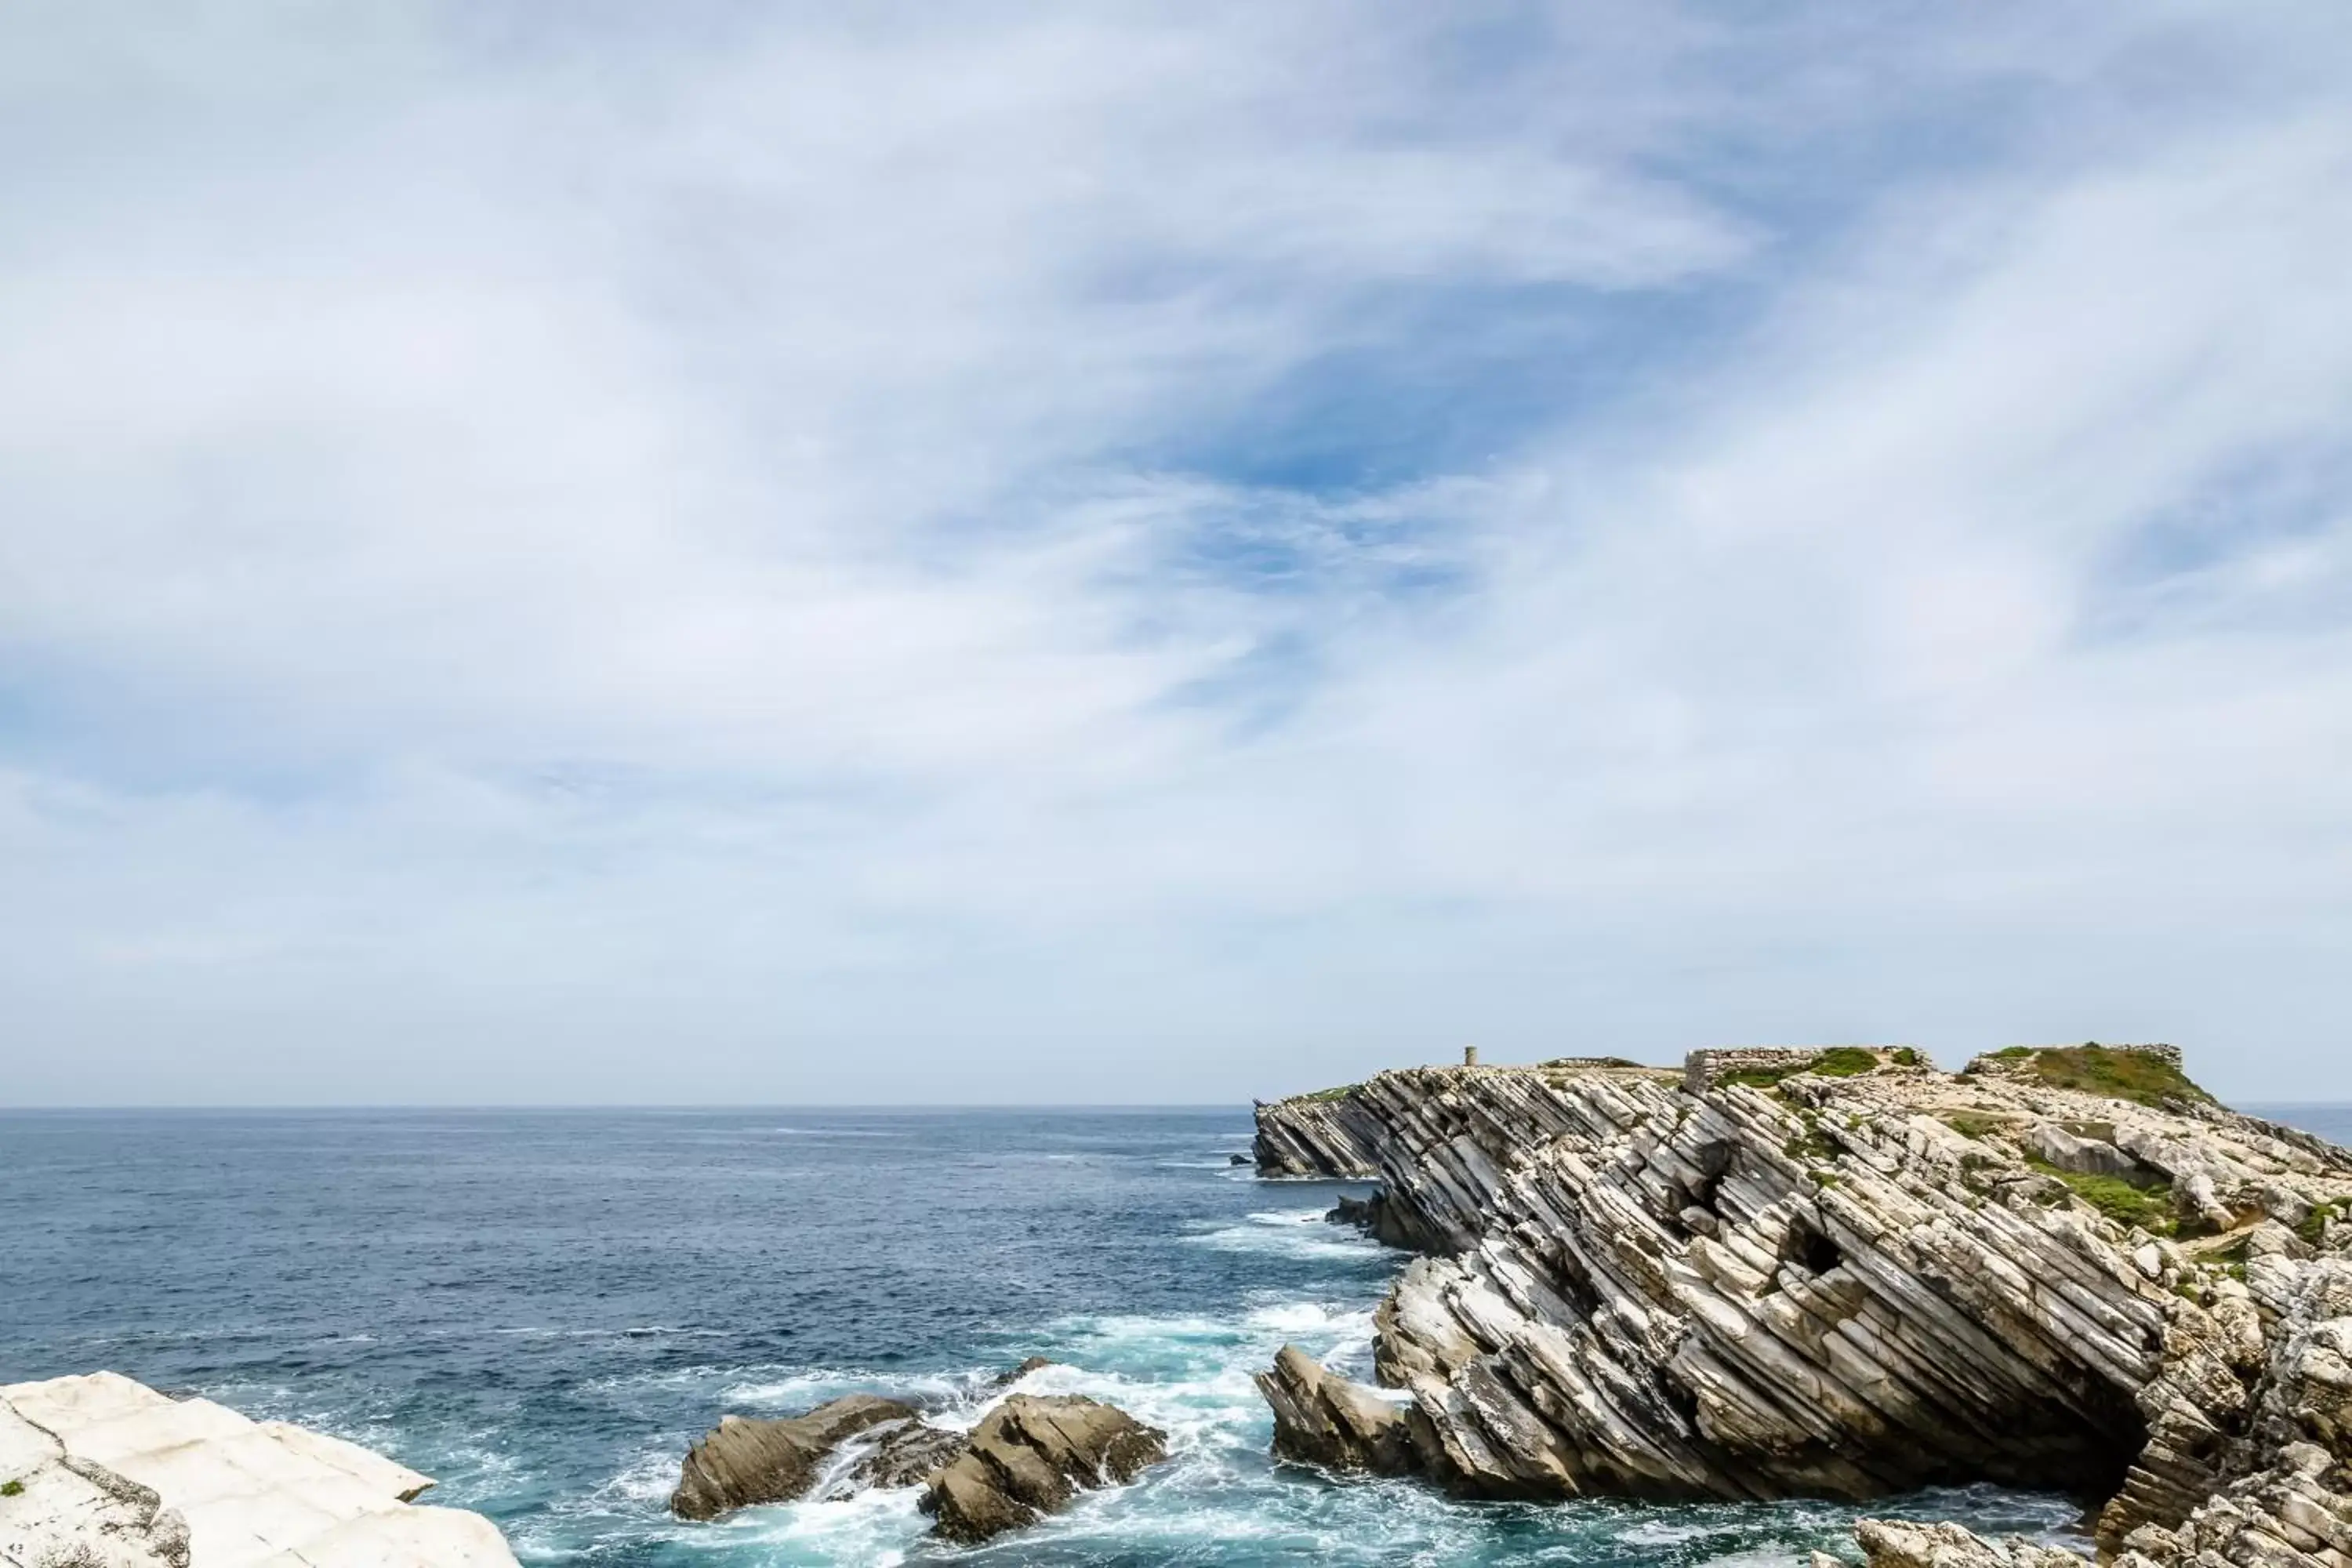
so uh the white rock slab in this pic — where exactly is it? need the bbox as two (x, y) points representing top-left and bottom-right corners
(0, 1373), (518, 1568)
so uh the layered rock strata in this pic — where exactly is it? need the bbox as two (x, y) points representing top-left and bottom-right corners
(922, 1394), (1167, 1544)
(1254, 1047), (2352, 1568)
(0, 1370), (518, 1568)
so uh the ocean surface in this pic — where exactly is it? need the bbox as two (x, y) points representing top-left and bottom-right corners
(4, 1104), (2346, 1566)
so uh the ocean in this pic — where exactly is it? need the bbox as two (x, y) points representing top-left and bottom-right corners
(5, 1104), (2343, 1566)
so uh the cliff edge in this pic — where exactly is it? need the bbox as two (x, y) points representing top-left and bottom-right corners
(1253, 1045), (2352, 1568)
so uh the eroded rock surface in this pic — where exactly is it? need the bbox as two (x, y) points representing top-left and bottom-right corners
(1254, 1046), (2352, 1566)
(0, 1370), (517, 1568)
(922, 1395), (1167, 1544)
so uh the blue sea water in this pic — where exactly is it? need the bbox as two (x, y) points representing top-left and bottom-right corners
(11, 1104), (2338, 1566)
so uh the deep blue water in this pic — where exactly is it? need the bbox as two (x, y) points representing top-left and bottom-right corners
(18, 1105), (2333, 1566)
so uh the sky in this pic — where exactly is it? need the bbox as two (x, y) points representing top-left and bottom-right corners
(2, 2), (2350, 1106)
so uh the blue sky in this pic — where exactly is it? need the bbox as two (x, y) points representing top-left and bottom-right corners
(3, 2), (2350, 1104)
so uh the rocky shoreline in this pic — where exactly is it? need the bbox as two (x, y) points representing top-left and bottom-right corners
(1252, 1045), (2352, 1568)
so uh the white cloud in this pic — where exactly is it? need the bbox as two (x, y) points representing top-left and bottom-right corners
(2, 2), (2349, 1103)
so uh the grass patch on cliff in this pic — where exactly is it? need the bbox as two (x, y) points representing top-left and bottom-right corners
(1940, 1112), (2009, 1141)
(0, 1479), (21, 1497)
(1290, 1083), (1358, 1104)
(1722, 1047), (1883, 1092)
(2023, 1046), (2213, 1109)
(2026, 1156), (2177, 1234)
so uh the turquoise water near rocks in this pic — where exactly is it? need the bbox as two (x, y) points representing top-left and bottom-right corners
(17, 1105), (2336, 1566)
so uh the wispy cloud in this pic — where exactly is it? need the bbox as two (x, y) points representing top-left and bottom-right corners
(2, 2), (2347, 1102)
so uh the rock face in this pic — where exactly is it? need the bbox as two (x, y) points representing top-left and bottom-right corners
(1254, 1344), (1414, 1475)
(1253, 1093), (1383, 1178)
(0, 1370), (518, 1568)
(922, 1395), (1167, 1545)
(1253, 1046), (2352, 1566)
(671, 1394), (918, 1519)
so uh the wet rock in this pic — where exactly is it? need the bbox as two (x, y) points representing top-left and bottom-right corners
(921, 1394), (1167, 1544)
(671, 1394), (918, 1519)
(1254, 1344), (1416, 1475)
(990, 1356), (1058, 1388)
(830, 1417), (969, 1494)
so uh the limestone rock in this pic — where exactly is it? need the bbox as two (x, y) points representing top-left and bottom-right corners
(670, 1394), (917, 1520)
(0, 1370), (517, 1568)
(921, 1395), (1167, 1545)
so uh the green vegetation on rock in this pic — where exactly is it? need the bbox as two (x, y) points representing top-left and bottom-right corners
(1291, 1083), (1358, 1104)
(1812, 1047), (1881, 1077)
(2027, 1156), (2177, 1234)
(0, 1479), (21, 1497)
(2023, 1045), (2213, 1109)
(1940, 1112), (2007, 1141)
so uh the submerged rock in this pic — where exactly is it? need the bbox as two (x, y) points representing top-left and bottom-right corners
(671, 1394), (917, 1519)
(922, 1394), (1167, 1544)
(1252, 1044), (2352, 1564)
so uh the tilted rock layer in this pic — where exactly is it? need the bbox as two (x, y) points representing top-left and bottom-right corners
(1254, 1047), (2352, 1568)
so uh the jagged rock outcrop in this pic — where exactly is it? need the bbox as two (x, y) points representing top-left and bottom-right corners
(921, 1395), (1167, 1545)
(1254, 1046), (2352, 1563)
(0, 1370), (517, 1567)
(671, 1394), (920, 1519)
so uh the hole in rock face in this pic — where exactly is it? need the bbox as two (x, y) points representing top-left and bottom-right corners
(1667, 1139), (1737, 1223)
(1784, 1218), (1843, 1275)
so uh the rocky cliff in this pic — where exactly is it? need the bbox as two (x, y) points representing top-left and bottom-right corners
(1252, 1047), (2352, 1568)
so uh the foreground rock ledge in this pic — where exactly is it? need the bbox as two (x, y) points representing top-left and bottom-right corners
(0, 1370), (519, 1568)
(1255, 1044), (2352, 1568)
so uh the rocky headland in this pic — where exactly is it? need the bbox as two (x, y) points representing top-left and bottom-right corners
(1252, 1044), (2352, 1568)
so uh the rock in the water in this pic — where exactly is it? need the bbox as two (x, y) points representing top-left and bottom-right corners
(1255, 1344), (1416, 1475)
(671, 1394), (918, 1519)
(1, 1370), (518, 1567)
(830, 1417), (971, 1494)
(922, 1394), (1167, 1544)
(990, 1356), (1059, 1388)
(1250, 1044), (2352, 1560)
